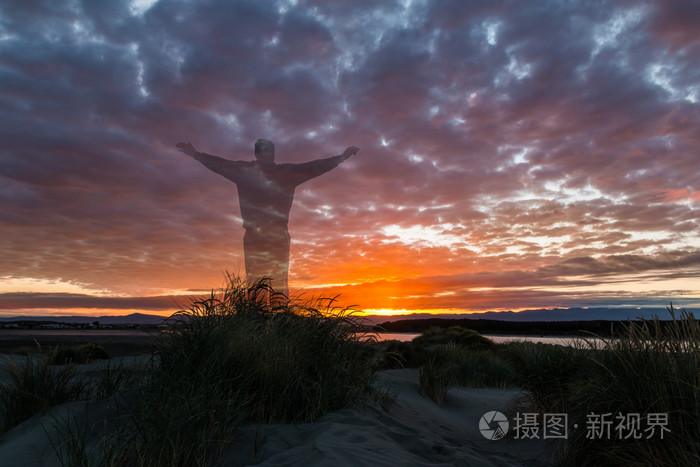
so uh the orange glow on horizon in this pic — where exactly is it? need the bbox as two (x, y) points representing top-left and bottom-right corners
(360, 308), (464, 317)
(358, 307), (557, 317)
(0, 305), (565, 320)
(0, 308), (176, 319)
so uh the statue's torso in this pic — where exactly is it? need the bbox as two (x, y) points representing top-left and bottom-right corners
(226, 163), (297, 231)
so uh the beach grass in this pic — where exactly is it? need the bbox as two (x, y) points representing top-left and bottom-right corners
(49, 343), (110, 365)
(0, 347), (88, 433)
(564, 305), (699, 466)
(500, 339), (593, 413)
(156, 276), (379, 423)
(417, 342), (518, 404)
(387, 327), (518, 404)
(0, 275), (385, 465)
(384, 309), (699, 465)
(83, 275), (383, 465)
(504, 304), (700, 466)
(418, 344), (458, 405)
(452, 349), (517, 389)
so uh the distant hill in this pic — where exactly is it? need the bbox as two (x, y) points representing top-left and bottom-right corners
(359, 306), (689, 325)
(375, 318), (627, 336)
(0, 312), (167, 325)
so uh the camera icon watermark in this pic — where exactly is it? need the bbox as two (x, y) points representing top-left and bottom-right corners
(479, 411), (509, 440)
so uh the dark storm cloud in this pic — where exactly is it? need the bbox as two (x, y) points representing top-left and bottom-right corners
(648, 0), (700, 51)
(0, 0), (698, 310)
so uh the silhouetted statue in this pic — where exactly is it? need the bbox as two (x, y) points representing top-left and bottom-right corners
(177, 139), (359, 297)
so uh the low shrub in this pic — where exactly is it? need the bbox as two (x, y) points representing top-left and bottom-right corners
(413, 326), (494, 350)
(0, 349), (87, 433)
(49, 343), (110, 365)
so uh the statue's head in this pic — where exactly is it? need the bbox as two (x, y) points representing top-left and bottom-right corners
(254, 139), (275, 163)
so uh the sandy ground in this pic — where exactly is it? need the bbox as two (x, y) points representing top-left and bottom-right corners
(221, 370), (558, 466)
(0, 361), (558, 466)
(0, 329), (159, 357)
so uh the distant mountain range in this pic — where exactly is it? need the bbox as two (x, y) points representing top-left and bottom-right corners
(360, 306), (688, 325)
(0, 312), (167, 325)
(1, 306), (690, 325)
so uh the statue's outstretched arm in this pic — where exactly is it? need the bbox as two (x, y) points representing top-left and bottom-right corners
(176, 141), (230, 175)
(290, 146), (359, 184)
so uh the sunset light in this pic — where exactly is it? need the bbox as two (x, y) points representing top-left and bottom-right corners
(1, 0), (698, 320)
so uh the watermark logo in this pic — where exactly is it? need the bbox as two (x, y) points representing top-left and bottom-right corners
(479, 411), (670, 441)
(479, 411), (509, 440)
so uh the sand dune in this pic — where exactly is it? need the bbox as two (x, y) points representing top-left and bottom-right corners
(0, 363), (557, 466)
(221, 370), (556, 466)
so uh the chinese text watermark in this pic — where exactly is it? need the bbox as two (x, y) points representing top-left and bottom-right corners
(479, 411), (670, 441)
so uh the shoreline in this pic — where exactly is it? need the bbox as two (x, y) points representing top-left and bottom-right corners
(0, 329), (610, 356)
(0, 329), (160, 357)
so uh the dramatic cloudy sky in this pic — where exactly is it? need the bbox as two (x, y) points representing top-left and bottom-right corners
(1, 0), (699, 317)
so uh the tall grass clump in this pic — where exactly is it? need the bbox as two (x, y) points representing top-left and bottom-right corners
(452, 350), (517, 389)
(506, 304), (700, 466)
(380, 340), (428, 368)
(417, 330), (515, 404)
(500, 340), (593, 413)
(0, 348), (87, 433)
(562, 305), (700, 466)
(89, 357), (153, 401)
(110, 275), (380, 465)
(418, 345), (459, 405)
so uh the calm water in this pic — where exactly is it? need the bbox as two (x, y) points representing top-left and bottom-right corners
(482, 334), (597, 346)
(0, 329), (602, 348)
(374, 332), (604, 347)
(372, 332), (420, 342)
